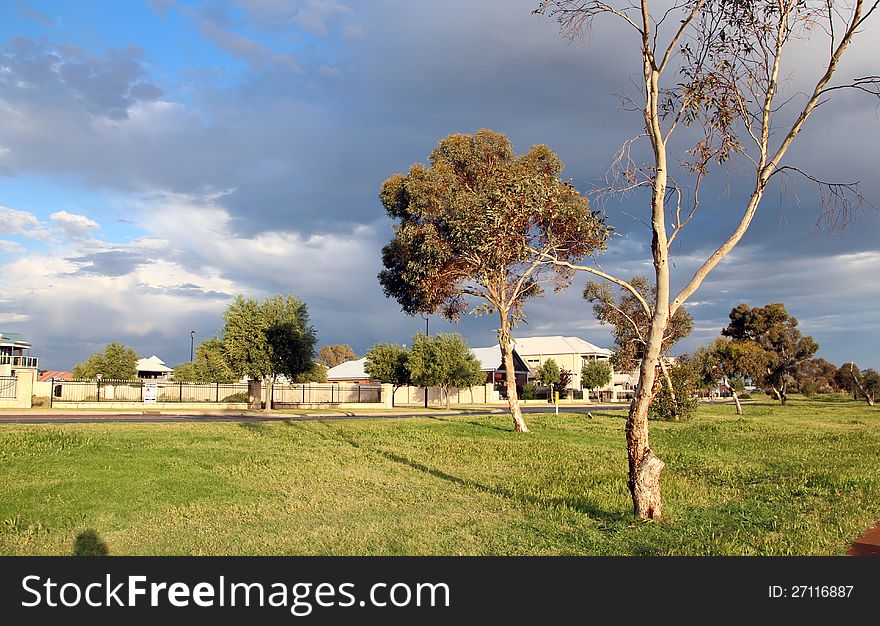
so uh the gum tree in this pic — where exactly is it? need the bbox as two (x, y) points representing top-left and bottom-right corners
(378, 129), (610, 432)
(537, 0), (879, 518)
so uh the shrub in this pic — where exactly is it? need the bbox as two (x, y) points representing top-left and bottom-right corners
(31, 396), (50, 407)
(221, 392), (248, 403)
(739, 393), (752, 400)
(799, 379), (817, 398)
(649, 360), (698, 421)
(521, 382), (538, 400)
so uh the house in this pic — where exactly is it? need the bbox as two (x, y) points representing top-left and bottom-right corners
(326, 358), (373, 384)
(511, 335), (612, 392)
(136, 355), (173, 380)
(471, 345), (531, 391)
(0, 331), (39, 376)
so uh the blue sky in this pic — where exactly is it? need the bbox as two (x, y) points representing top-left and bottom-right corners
(1, 0), (879, 371)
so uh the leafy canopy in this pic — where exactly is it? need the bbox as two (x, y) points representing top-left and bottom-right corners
(317, 344), (358, 368)
(72, 342), (138, 380)
(379, 129), (610, 322)
(536, 358), (561, 387)
(722, 303), (818, 394)
(584, 276), (693, 371)
(364, 344), (411, 388)
(582, 360), (612, 391)
(222, 293), (318, 382)
(174, 337), (238, 383)
(408, 333), (484, 390)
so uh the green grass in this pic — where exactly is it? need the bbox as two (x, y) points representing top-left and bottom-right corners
(0, 396), (877, 555)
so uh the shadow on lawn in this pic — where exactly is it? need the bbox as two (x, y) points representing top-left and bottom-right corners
(73, 529), (109, 556)
(300, 421), (625, 524)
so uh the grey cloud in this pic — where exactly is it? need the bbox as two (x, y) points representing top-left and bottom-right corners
(0, 37), (162, 121)
(139, 282), (234, 300)
(234, 0), (350, 35)
(67, 250), (152, 277)
(146, 0), (177, 18)
(16, 3), (55, 28)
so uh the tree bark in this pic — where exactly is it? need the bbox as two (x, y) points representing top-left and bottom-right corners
(850, 362), (875, 406)
(658, 357), (677, 420)
(732, 390), (743, 415)
(499, 312), (528, 433)
(624, 59), (670, 521)
(264, 374), (276, 411)
(445, 386), (451, 409)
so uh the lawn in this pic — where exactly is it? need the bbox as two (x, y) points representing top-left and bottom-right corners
(0, 396), (877, 555)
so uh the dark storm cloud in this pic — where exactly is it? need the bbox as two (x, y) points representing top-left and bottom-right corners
(2, 1), (879, 369)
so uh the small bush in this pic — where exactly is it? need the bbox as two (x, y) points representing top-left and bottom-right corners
(521, 382), (537, 400)
(31, 396), (50, 407)
(649, 360), (698, 421)
(799, 379), (817, 398)
(739, 393), (751, 400)
(221, 392), (248, 403)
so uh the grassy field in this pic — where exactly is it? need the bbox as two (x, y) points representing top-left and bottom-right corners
(0, 396), (877, 555)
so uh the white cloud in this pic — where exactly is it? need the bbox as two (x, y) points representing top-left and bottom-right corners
(0, 205), (45, 238)
(50, 210), (100, 238)
(0, 239), (25, 253)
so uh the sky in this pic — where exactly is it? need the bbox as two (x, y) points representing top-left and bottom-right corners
(1, 0), (878, 371)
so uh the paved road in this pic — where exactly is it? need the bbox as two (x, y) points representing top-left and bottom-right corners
(0, 405), (626, 424)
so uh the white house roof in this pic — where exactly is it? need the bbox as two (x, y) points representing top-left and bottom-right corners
(512, 335), (611, 357)
(136, 355), (173, 373)
(471, 346), (504, 371)
(327, 357), (369, 380)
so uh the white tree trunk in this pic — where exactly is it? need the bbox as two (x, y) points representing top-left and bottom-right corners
(499, 312), (528, 433)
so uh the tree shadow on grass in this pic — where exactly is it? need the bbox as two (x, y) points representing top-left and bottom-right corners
(377, 448), (627, 524)
(427, 415), (512, 433)
(73, 529), (109, 556)
(305, 421), (626, 524)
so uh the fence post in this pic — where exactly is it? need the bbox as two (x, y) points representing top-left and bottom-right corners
(216, 383), (220, 402)
(331, 384), (334, 404)
(358, 385), (361, 403)
(97, 379), (101, 402)
(49, 377), (54, 408)
(179, 381), (183, 402)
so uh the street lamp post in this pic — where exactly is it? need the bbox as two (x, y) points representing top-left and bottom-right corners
(190, 330), (196, 362)
(421, 314), (429, 408)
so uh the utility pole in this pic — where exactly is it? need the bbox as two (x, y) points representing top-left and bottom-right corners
(190, 330), (196, 362)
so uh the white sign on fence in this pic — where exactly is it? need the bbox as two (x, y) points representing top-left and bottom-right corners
(143, 382), (158, 403)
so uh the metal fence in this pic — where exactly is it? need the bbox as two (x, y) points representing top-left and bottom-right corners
(52, 379), (249, 403)
(50, 379), (382, 405)
(271, 383), (382, 405)
(0, 376), (16, 399)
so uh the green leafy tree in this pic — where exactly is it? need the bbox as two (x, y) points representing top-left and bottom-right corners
(72, 342), (138, 380)
(172, 362), (197, 382)
(364, 344), (411, 407)
(581, 360), (612, 400)
(795, 358), (840, 395)
(847, 363), (879, 406)
(408, 333), (483, 409)
(536, 358), (561, 398)
(291, 362), (328, 383)
(378, 129), (610, 432)
(174, 337), (239, 383)
(649, 357), (698, 422)
(722, 303), (818, 405)
(222, 293), (318, 409)
(585, 276), (692, 408)
(317, 344), (358, 368)
(695, 337), (768, 415)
